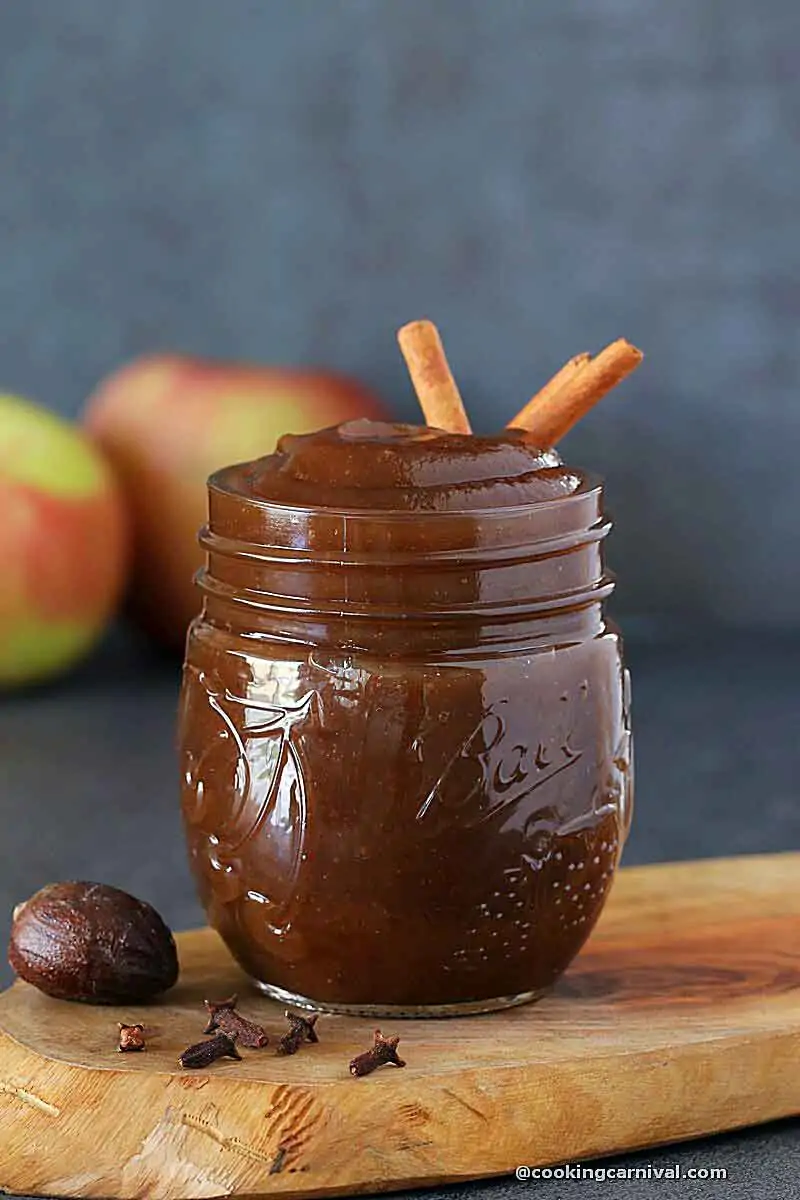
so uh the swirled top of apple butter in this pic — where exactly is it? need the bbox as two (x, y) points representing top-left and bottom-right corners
(227, 419), (584, 512)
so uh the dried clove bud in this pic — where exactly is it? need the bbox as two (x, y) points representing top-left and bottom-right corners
(179, 1032), (241, 1069)
(8, 882), (178, 1004)
(276, 1009), (319, 1056)
(349, 1030), (406, 1077)
(204, 994), (269, 1048)
(118, 1023), (146, 1052)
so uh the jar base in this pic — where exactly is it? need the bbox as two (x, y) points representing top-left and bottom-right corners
(253, 978), (549, 1018)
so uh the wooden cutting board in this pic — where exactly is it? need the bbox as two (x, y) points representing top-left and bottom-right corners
(0, 853), (798, 1200)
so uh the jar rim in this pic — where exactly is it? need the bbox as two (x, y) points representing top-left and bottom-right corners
(207, 466), (605, 524)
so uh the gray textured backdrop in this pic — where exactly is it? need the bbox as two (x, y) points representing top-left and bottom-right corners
(1, 0), (798, 626)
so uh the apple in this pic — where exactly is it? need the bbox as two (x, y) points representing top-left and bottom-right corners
(83, 354), (387, 648)
(0, 393), (127, 687)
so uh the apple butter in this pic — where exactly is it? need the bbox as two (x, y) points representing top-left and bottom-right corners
(179, 420), (633, 1015)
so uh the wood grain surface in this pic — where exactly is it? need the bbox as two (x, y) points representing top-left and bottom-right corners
(0, 853), (798, 1199)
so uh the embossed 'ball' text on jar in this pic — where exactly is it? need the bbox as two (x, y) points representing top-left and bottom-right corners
(178, 423), (633, 1016)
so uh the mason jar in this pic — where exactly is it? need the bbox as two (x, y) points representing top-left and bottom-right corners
(178, 428), (632, 1016)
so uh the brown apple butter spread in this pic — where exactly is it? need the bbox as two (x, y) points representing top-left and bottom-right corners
(233, 420), (581, 510)
(179, 419), (632, 1015)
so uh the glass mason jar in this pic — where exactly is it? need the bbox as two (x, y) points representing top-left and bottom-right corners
(178, 463), (633, 1017)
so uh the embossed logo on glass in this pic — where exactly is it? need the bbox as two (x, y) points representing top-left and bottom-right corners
(416, 699), (584, 831)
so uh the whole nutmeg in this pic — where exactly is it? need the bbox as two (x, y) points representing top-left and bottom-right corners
(8, 882), (179, 1004)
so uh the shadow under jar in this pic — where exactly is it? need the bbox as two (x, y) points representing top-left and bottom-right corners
(179, 421), (633, 1016)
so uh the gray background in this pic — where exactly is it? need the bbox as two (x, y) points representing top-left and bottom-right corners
(1, 0), (799, 626)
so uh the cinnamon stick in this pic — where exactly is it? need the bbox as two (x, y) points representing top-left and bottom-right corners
(509, 339), (642, 445)
(397, 320), (472, 434)
(508, 352), (591, 431)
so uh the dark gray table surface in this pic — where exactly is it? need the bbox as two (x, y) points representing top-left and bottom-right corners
(1, 629), (799, 1198)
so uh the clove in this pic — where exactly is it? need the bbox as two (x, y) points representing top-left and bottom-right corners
(179, 1031), (241, 1069)
(204, 994), (269, 1048)
(349, 1030), (406, 1077)
(277, 1009), (319, 1056)
(118, 1022), (146, 1052)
